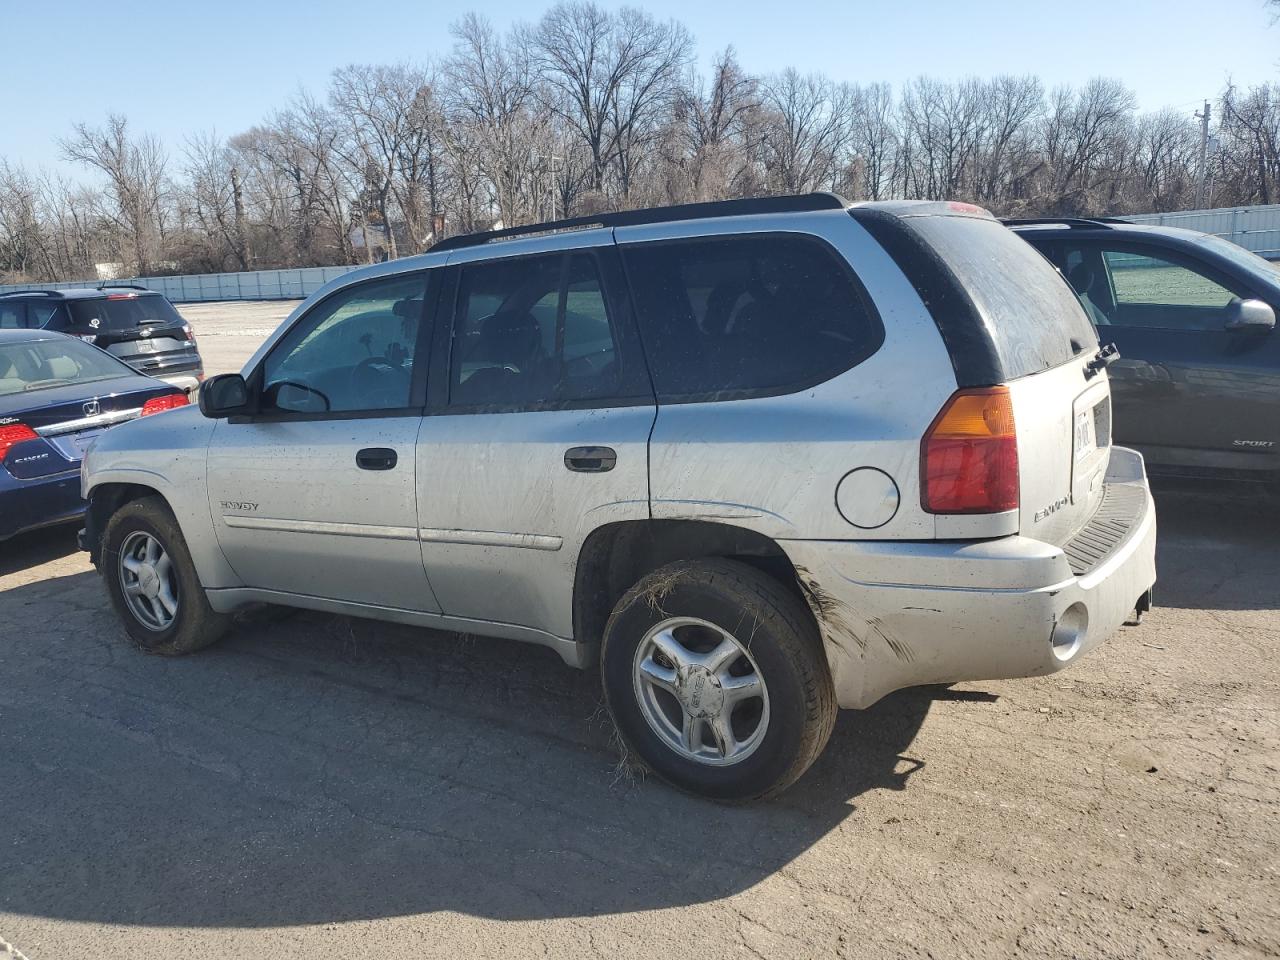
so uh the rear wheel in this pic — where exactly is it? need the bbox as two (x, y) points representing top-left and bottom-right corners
(601, 559), (836, 801)
(102, 496), (229, 655)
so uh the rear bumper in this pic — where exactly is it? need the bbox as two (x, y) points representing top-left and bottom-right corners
(154, 372), (202, 393)
(0, 466), (85, 541)
(782, 446), (1158, 709)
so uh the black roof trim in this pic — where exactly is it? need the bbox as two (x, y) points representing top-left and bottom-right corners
(97, 282), (152, 291)
(849, 207), (1003, 388)
(429, 193), (850, 253)
(0, 289), (61, 299)
(1002, 217), (1129, 229)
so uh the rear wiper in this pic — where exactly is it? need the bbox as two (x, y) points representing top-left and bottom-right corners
(1084, 343), (1120, 380)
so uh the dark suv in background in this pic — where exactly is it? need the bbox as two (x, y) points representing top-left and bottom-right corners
(1011, 219), (1280, 484)
(0, 286), (204, 393)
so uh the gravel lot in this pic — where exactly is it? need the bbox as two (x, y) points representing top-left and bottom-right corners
(0, 302), (1277, 959)
(176, 299), (296, 377)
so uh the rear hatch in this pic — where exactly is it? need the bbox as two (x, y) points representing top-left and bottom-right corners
(67, 293), (200, 376)
(852, 203), (1110, 546)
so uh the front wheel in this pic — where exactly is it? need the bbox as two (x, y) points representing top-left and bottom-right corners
(101, 495), (229, 655)
(601, 559), (836, 801)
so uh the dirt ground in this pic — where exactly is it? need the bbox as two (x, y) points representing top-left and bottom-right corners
(0, 302), (1277, 959)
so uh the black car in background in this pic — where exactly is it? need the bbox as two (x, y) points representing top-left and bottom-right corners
(0, 329), (188, 541)
(1010, 219), (1280, 484)
(0, 286), (204, 393)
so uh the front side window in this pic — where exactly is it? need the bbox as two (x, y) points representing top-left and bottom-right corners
(620, 233), (881, 400)
(261, 272), (428, 414)
(450, 252), (621, 407)
(1102, 248), (1242, 331)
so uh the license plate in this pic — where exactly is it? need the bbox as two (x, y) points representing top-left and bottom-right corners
(1074, 409), (1096, 462)
(48, 429), (102, 462)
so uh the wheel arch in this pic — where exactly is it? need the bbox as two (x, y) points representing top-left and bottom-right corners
(572, 519), (809, 665)
(84, 471), (241, 589)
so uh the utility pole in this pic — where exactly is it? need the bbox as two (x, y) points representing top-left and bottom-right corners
(1195, 100), (1212, 209)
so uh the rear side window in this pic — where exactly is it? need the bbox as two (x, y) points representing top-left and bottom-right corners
(902, 216), (1097, 380)
(68, 294), (184, 332)
(450, 252), (623, 408)
(621, 233), (882, 401)
(0, 301), (25, 329)
(29, 302), (69, 329)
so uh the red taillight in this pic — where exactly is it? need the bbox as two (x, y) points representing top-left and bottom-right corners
(105, 293), (139, 300)
(141, 393), (189, 417)
(921, 386), (1019, 514)
(0, 423), (39, 461)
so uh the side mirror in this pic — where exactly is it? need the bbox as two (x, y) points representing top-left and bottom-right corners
(1224, 298), (1276, 333)
(198, 373), (251, 418)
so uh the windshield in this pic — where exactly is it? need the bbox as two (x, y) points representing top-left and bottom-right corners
(0, 337), (134, 396)
(1193, 235), (1280, 288)
(68, 294), (184, 332)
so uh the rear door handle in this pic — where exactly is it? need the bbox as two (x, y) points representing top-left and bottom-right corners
(564, 446), (617, 473)
(356, 447), (398, 471)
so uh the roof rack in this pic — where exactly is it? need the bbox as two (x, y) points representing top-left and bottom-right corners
(0, 289), (61, 298)
(429, 192), (850, 253)
(97, 281), (151, 291)
(1001, 217), (1126, 229)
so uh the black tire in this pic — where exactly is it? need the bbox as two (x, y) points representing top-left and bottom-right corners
(101, 495), (230, 656)
(601, 559), (836, 801)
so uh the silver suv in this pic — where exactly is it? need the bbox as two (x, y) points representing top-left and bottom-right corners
(80, 195), (1157, 800)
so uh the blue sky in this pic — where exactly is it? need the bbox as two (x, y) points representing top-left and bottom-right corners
(2, 0), (1277, 174)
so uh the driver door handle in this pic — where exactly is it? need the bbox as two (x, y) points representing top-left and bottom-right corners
(564, 446), (616, 473)
(356, 447), (398, 471)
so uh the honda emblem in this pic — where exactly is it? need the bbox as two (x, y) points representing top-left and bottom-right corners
(83, 399), (100, 417)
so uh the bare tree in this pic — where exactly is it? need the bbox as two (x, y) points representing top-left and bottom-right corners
(444, 14), (547, 227)
(1038, 78), (1137, 214)
(1218, 83), (1280, 205)
(757, 70), (853, 194)
(531, 2), (691, 200)
(181, 133), (251, 270)
(61, 114), (168, 275)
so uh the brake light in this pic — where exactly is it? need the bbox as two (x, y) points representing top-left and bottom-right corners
(921, 386), (1019, 514)
(106, 293), (139, 300)
(141, 393), (189, 416)
(0, 423), (39, 461)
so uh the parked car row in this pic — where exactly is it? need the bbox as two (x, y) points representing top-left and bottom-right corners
(6, 194), (1275, 800)
(0, 286), (204, 393)
(0, 329), (189, 541)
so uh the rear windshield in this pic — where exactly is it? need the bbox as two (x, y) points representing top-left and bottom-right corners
(0, 337), (133, 396)
(905, 215), (1098, 380)
(68, 294), (184, 332)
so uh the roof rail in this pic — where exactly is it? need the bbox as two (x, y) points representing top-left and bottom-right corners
(429, 192), (850, 254)
(97, 281), (151, 291)
(0, 289), (60, 298)
(1001, 217), (1124, 229)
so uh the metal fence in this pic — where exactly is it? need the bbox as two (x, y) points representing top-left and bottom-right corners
(0, 265), (362, 303)
(1120, 204), (1280, 259)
